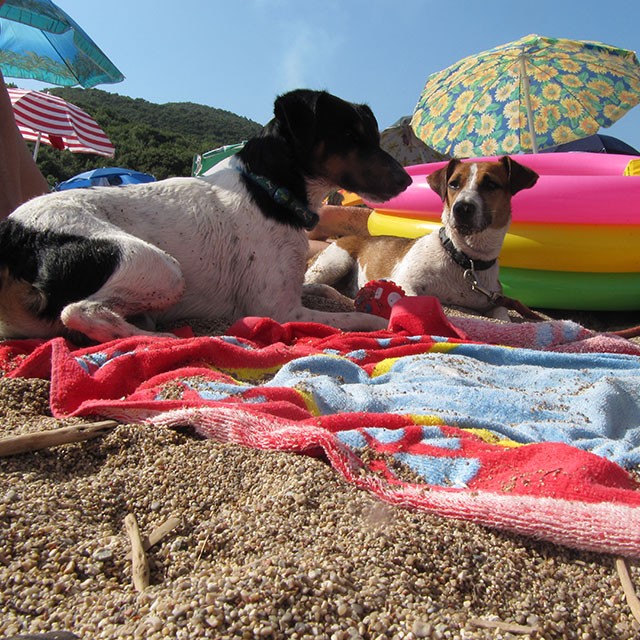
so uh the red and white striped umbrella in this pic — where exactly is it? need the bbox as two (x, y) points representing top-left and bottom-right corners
(7, 88), (114, 160)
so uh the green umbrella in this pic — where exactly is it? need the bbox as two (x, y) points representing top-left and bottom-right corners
(192, 142), (246, 176)
(411, 34), (640, 157)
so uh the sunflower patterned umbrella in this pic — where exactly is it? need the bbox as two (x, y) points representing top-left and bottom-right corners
(411, 34), (640, 157)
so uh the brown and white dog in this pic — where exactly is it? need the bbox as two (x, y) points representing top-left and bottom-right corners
(305, 157), (539, 320)
(0, 90), (411, 343)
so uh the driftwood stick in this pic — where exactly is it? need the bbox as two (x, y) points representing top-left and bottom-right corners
(125, 513), (149, 592)
(144, 515), (181, 550)
(616, 557), (640, 624)
(468, 617), (538, 634)
(0, 420), (119, 457)
(125, 515), (181, 559)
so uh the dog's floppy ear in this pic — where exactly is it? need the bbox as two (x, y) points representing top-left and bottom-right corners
(426, 159), (460, 201)
(273, 89), (322, 152)
(500, 156), (539, 195)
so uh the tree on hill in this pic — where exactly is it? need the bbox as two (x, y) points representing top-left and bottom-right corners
(27, 87), (263, 186)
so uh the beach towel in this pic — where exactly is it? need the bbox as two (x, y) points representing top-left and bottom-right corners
(2, 297), (640, 557)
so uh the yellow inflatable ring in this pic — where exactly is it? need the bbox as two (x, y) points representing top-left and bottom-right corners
(367, 211), (640, 273)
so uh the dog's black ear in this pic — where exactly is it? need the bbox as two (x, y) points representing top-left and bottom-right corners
(273, 90), (321, 151)
(500, 156), (539, 195)
(426, 159), (460, 201)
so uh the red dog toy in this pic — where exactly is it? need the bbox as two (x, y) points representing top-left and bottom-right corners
(354, 280), (406, 319)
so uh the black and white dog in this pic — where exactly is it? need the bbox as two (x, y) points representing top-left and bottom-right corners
(0, 90), (411, 343)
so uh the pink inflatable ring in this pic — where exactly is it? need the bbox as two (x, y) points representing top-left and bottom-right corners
(364, 152), (640, 310)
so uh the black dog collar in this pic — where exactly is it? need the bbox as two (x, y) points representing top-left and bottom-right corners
(438, 227), (497, 271)
(240, 169), (319, 231)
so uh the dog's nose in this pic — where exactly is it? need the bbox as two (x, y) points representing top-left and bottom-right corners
(452, 200), (476, 219)
(395, 167), (412, 191)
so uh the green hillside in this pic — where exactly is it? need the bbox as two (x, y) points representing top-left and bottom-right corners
(32, 87), (263, 186)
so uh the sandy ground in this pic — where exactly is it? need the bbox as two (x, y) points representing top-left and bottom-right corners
(1, 295), (640, 640)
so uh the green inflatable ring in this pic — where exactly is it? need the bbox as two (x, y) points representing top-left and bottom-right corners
(501, 268), (640, 311)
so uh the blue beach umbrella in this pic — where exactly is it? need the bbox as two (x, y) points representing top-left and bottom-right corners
(0, 0), (124, 88)
(56, 167), (155, 190)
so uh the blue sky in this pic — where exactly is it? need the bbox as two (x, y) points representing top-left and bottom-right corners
(16, 0), (640, 149)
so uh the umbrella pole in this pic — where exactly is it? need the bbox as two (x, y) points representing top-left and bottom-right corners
(519, 55), (538, 153)
(33, 132), (41, 161)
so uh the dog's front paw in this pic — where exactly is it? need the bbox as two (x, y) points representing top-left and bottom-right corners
(489, 306), (511, 322)
(351, 312), (389, 332)
(290, 307), (389, 332)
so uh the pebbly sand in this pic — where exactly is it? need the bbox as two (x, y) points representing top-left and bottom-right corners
(1, 295), (640, 639)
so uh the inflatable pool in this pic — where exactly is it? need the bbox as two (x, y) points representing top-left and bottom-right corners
(364, 152), (640, 310)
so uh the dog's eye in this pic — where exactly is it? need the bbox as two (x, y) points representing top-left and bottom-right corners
(344, 129), (360, 142)
(448, 180), (460, 191)
(483, 179), (500, 190)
